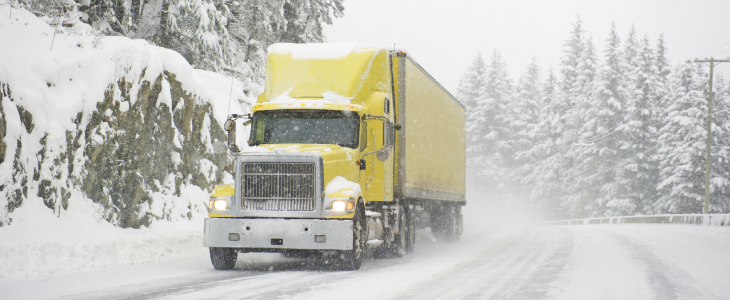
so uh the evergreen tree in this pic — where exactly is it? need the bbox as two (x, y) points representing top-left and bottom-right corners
(470, 50), (515, 192)
(457, 53), (489, 179)
(655, 62), (716, 213)
(512, 58), (542, 200)
(560, 17), (585, 96)
(522, 68), (570, 219)
(165, 0), (233, 71)
(278, 0), (345, 44)
(564, 35), (600, 217)
(616, 34), (661, 214)
(713, 76), (730, 213)
(581, 23), (630, 215)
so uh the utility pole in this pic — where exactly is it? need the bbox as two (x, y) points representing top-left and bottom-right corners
(693, 58), (729, 214)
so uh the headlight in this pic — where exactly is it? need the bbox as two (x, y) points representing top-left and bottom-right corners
(332, 200), (346, 211)
(326, 197), (355, 212)
(213, 199), (228, 210)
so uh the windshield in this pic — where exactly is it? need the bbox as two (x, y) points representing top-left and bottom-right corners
(250, 110), (360, 149)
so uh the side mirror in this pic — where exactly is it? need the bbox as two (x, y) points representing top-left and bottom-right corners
(224, 119), (235, 131)
(376, 147), (391, 161)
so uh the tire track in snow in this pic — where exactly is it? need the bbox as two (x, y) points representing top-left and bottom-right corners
(392, 227), (572, 300)
(613, 233), (714, 300)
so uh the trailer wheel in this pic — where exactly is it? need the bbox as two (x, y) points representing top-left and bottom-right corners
(405, 204), (416, 253)
(210, 247), (237, 270)
(337, 202), (366, 270)
(431, 204), (461, 242)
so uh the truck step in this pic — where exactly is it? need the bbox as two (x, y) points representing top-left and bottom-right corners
(366, 210), (382, 217)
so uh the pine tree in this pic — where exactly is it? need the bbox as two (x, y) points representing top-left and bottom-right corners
(166, 0), (233, 70)
(512, 58), (542, 201)
(457, 53), (489, 180)
(515, 57), (543, 138)
(560, 17), (585, 96)
(616, 34), (661, 214)
(580, 23), (629, 215)
(278, 0), (345, 43)
(656, 62), (712, 213)
(654, 34), (672, 125)
(713, 76), (730, 213)
(563, 35), (599, 217)
(522, 68), (570, 219)
(470, 50), (515, 192)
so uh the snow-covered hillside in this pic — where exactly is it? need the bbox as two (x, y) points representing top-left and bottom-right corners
(0, 4), (252, 278)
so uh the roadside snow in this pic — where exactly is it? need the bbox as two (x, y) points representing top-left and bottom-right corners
(0, 184), (208, 279)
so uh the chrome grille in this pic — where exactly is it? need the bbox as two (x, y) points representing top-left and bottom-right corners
(241, 162), (316, 211)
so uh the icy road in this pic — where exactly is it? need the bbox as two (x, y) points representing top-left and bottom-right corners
(2, 223), (729, 300)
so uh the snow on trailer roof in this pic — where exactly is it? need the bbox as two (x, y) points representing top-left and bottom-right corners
(267, 43), (385, 60)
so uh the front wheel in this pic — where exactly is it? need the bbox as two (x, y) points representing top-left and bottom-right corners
(210, 247), (237, 270)
(337, 203), (366, 270)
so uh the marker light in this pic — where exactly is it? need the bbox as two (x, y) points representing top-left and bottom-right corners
(213, 199), (228, 210)
(254, 105), (261, 109)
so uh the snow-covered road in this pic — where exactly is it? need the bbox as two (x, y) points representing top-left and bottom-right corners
(2, 223), (728, 300)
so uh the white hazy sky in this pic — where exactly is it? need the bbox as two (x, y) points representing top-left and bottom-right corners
(323, 0), (730, 95)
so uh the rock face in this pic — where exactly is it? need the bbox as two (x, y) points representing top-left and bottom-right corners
(0, 73), (234, 228)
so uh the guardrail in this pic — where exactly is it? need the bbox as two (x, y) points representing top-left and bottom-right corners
(546, 214), (730, 226)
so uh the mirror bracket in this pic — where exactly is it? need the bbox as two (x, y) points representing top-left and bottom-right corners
(362, 146), (391, 162)
(223, 113), (251, 155)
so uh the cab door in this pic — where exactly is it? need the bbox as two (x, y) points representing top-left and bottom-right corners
(360, 96), (395, 203)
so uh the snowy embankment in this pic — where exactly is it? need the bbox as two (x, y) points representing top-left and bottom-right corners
(547, 213), (730, 226)
(0, 3), (252, 278)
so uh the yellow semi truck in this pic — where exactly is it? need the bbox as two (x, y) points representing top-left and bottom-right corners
(204, 43), (465, 270)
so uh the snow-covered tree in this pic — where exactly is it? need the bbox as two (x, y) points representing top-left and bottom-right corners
(655, 62), (723, 213)
(521, 68), (571, 219)
(161, 0), (233, 71)
(581, 23), (630, 215)
(614, 34), (662, 215)
(278, 0), (345, 43)
(457, 53), (489, 180)
(560, 17), (585, 96)
(468, 50), (515, 193)
(511, 58), (543, 202)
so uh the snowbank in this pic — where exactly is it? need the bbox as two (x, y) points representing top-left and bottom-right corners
(0, 3), (253, 278)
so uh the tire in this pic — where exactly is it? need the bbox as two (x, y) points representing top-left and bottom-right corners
(430, 204), (461, 243)
(405, 204), (416, 253)
(337, 203), (366, 270)
(210, 247), (237, 270)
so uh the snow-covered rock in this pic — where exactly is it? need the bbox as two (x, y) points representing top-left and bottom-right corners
(0, 5), (252, 229)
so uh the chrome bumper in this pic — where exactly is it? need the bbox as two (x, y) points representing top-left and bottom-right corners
(204, 218), (353, 250)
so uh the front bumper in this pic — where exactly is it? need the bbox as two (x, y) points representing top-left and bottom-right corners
(204, 218), (354, 250)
